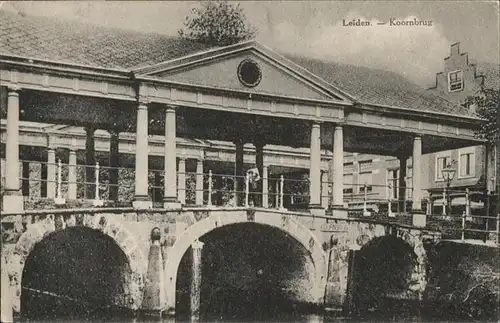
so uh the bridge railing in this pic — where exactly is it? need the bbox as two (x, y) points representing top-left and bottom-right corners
(425, 188), (499, 244)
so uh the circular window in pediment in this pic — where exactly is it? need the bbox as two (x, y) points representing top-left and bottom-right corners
(237, 59), (262, 88)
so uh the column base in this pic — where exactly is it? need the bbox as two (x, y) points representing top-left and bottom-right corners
(163, 197), (182, 210)
(141, 308), (165, 318)
(54, 197), (66, 205)
(309, 204), (325, 217)
(92, 199), (104, 207)
(2, 193), (24, 213)
(133, 195), (152, 209)
(327, 206), (348, 219)
(412, 210), (426, 228)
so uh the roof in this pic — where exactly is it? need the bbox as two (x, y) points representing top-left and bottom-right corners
(0, 9), (213, 69)
(0, 9), (471, 117)
(285, 55), (470, 116)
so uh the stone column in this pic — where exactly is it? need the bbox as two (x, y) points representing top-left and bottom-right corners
(195, 159), (204, 205)
(191, 240), (204, 321)
(85, 126), (96, 200)
(321, 170), (329, 208)
(234, 139), (244, 206)
(412, 136), (426, 227)
(262, 165), (269, 208)
(331, 125), (344, 208)
(178, 158), (186, 205)
(309, 122), (322, 208)
(41, 162), (47, 198)
(3, 87), (23, 212)
(46, 142), (56, 199)
(412, 136), (422, 211)
(133, 101), (152, 208)
(255, 141), (265, 207)
(68, 146), (77, 200)
(154, 171), (163, 202)
(163, 105), (179, 208)
(141, 228), (166, 317)
(398, 156), (407, 213)
(22, 161), (30, 197)
(109, 129), (120, 201)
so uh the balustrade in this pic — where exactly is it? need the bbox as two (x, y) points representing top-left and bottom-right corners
(2, 158), (498, 246)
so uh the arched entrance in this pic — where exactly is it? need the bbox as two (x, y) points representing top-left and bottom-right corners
(21, 227), (135, 320)
(176, 223), (318, 320)
(350, 235), (424, 319)
(165, 210), (327, 319)
(8, 215), (146, 316)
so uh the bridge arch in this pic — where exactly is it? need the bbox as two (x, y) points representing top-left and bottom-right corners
(165, 210), (328, 312)
(8, 214), (147, 313)
(352, 223), (428, 305)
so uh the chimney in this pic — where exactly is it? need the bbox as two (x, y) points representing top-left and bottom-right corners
(450, 42), (460, 57)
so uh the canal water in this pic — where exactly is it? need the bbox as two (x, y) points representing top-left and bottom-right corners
(17, 296), (425, 323)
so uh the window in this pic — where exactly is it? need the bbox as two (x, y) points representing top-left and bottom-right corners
(387, 169), (399, 199)
(343, 174), (354, 194)
(448, 70), (464, 92)
(358, 160), (373, 172)
(343, 162), (354, 174)
(459, 148), (475, 178)
(406, 168), (413, 199)
(358, 172), (372, 193)
(436, 155), (451, 181)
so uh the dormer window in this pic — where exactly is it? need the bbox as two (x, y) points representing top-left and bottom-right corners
(448, 70), (464, 92)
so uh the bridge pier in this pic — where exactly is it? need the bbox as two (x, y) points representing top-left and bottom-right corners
(1, 255), (13, 323)
(141, 228), (166, 317)
(190, 240), (204, 321)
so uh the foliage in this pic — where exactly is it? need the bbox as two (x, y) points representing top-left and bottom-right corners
(178, 0), (257, 46)
(470, 88), (499, 146)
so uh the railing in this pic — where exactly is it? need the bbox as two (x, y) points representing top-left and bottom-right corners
(426, 187), (499, 244)
(0, 160), (418, 214)
(3, 159), (498, 243)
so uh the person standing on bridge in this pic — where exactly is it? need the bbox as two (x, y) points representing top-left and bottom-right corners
(246, 165), (261, 206)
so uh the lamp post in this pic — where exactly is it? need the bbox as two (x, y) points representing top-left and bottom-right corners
(441, 163), (456, 216)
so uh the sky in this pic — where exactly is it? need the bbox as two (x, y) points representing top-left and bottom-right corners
(2, 1), (499, 87)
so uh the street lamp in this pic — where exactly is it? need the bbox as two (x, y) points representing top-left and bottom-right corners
(441, 163), (456, 216)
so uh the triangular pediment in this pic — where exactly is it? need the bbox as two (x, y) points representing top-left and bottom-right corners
(134, 41), (354, 103)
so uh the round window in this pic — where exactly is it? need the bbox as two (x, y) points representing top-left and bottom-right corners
(237, 59), (262, 88)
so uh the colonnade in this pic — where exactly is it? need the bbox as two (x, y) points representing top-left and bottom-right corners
(2, 86), (425, 216)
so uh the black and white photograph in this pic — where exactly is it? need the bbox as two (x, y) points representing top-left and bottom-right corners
(0, 1), (499, 322)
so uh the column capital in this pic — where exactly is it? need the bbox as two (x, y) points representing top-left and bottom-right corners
(192, 239), (204, 250)
(334, 124), (343, 131)
(84, 126), (97, 134)
(46, 135), (57, 150)
(178, 156), (187, 162)
(138, 99), (150, 108)
(7, 86), (20, 95)
(413, 135), (422, 140)
(165, 105), (177, 112)
(109, 128), (120, 137)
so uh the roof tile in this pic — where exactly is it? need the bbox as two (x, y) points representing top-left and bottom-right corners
(0, 9), (473, 117)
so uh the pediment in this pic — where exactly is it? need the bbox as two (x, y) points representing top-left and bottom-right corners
(135, 41), (353, 103)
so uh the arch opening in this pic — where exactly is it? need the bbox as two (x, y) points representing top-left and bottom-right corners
(21, 227), (135, 321)
(350, 235), (421, 319)
(175, 223), (318, 321)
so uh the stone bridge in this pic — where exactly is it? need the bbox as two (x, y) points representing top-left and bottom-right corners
(1, 206), (440, 318)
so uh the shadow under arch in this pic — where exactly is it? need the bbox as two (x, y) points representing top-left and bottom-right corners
(9, 215), (146, 314)
(350, 235), (423, 318)
(20, 226), (138, 320)
(164, 210), (328, 314)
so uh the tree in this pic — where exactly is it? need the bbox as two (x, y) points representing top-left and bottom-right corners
(178, 0), (257, 46)
(471, 88), (499, 146)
